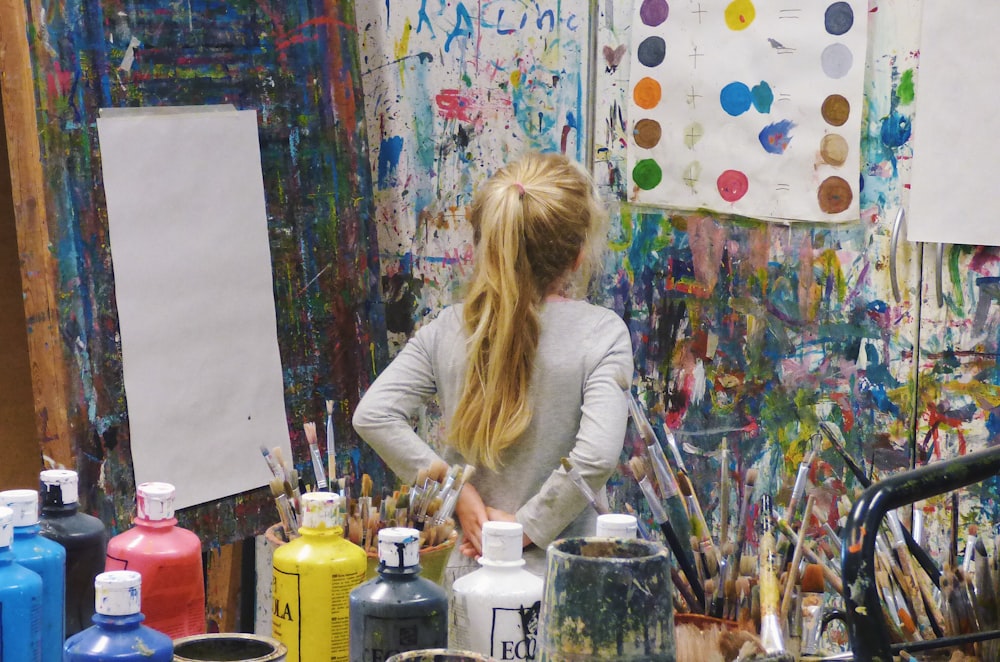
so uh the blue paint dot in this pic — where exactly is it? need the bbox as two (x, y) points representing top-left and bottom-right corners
(751, 81), (773, 113)
(880, 110), (911, 147)
(758, 119), (795, 154)
(720, 82), (752, 116)
(825, 2), (854, 36)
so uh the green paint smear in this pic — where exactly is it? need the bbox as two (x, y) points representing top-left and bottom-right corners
(897, 69), (915, 106)
(632, 159), (663, 190)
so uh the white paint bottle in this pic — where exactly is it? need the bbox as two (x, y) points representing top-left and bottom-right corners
(449, 521), (543, 661)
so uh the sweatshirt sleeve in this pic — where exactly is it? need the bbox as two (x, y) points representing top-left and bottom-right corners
(352, 319), (448, 484)
(516, 311), (634, 549)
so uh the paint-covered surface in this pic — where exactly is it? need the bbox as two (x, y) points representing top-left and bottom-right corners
(19, 0), (388, 544)
(356, 0), (925, 538)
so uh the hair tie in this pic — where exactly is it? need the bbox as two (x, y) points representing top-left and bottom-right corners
(514, 182), (526, 199)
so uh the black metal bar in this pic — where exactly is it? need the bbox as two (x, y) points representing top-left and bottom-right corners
(841, 445), (1000, 662)
(891, 628), (1000, 654)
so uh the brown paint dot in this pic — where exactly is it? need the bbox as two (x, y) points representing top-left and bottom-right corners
(633, 118), (662, 149)
(633, 77), (662, 110)
(820, 134), (849, 166)
(821, 94), (850, 126)
(818, 176), (853, 214)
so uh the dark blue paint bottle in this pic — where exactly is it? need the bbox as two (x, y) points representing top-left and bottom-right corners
(350, 527), (448, 662)
(37, 469), (107, 637)
(0, 505), (43, 662)
(63, 570), (173, 661)
(0, 489), (66, 662)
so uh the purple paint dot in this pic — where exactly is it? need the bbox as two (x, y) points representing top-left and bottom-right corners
(640, 0), (669, 27)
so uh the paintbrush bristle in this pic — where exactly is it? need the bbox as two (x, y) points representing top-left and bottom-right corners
(361, 473), (372, 498)
(429, 459), (449, 483)
(303, 421), (317, 444)
(326, 399), (334, 415)
(560, 457), (574, 473)
(629, 455), (650, 483)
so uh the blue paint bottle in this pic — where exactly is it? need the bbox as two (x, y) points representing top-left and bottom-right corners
(37, 469), (107, 637)
(349, 527), (448, 661)
(0, 489), (66, 662)
(63, 570), (174, 661)
(0, 505), (43, 662)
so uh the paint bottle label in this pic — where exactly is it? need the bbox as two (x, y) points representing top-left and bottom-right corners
(451, 591), (541, 661)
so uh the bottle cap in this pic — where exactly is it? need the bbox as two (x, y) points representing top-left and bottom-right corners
(378, 527), (421, 568)
(0, 490), (40, 527)
(136, 482), (176, 521)
(95, 570), (142, 616)
(40, 469), (79, 506)
(0, 507), (12, 548)
(300, 492), (342, 530)
(595, 513), (638, 539)
(481, 521), (525, 565)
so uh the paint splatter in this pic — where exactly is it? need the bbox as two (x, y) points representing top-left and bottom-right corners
(377, 136), (404, 188)
(720, 81), (752, 116)
(633, 77), (663, 109)
(880, 110), (912, 147)
(817, 176), (853, 213)
(820, 43), (853, 79)
(717, 169), (749, 202)
(637, 36), (666, 68)
(633, 159), (663, 190)
(824, 2), (854, 36)
(758, 119), (795, 154)
(634, 118), (663, 149)
(724, 0), (756, 31)
(751, 81), (773, 113)
(640, 0), (670, 27)
(821, 94), (850, 126)
(897, 69), (915, 105)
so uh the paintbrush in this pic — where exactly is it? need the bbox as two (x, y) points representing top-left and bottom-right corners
(326, 399), (337, 486)
(560, 457), (609, 515)
(630, 456), (706, 612)
(886, 509), (941, 639)
(624, 503), (654, 542)
(303, 421), (328, 490)
(774, 518), (843, 595)
(780, 492), (816, 624)
(676, 470), (721, 578)
(786, 439), (818, 526)
(963, 524), (979, 575)
(718, 436), (731, 548)
(758, 495), (786, 655)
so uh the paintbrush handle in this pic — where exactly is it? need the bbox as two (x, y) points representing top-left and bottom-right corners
(658, 519), (706, 612)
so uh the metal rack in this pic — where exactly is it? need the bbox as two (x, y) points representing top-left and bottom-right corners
(840, 445), (1000, 661)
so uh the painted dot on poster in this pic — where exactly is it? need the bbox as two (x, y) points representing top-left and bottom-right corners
(825, 2), (854, 36)
(820, 134), (849, 166)
(751, 81), (773, 113)
(821, 94), (850, 126)
(717, 169), (749, 202)
(682, 122), (704, 149)
(637, 36), (666, 68)
(640, 0), (669, 27)
(633, 159), (663, 190)
(634, 118), (663, 149)
(720, 82), (752, 116)
(817, 176), (853, 214)
(724, 0), (756, 31)
(759, 120), (795, 155)
(633, 77), (663, 109)
(683, 161), (702, 190)
(821, 43), (853, 79)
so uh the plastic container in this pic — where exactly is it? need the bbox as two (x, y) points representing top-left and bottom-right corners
(350, 527), (449, 661)
(0, 489), (66, 661)
(63, 569), (174, 661)
(271, 491), (366, 662)
(37, 468), (107, 636)
(594, 513), (638, 538)
(0, 505), (43, 661)
(105, 481), (206, 638)
(449, 521), (543, 660)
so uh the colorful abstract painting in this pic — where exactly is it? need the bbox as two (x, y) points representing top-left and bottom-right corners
(625, 0), (867, 222)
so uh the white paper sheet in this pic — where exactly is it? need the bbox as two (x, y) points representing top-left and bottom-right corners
(97, 107), (291, 510)
(907, 4), (999, 246)
(626, 0), (867, 222)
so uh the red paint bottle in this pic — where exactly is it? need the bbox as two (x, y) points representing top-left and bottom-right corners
(105, 482), (205, 638)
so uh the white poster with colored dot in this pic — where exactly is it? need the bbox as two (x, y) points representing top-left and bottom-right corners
(626, 0), (867, 223)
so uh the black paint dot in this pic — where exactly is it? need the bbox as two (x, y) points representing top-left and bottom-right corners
(637, 36), (666, 68)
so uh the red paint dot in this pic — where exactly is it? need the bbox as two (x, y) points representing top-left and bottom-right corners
(717, 169), (749, 202)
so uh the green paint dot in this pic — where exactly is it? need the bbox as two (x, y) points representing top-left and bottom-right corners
(898, 68), (915, 105)
(633, 159), (663, 190)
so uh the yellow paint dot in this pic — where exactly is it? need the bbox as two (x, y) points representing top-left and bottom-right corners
(724, 0), (756, 30)
(510, 70), (522, 88)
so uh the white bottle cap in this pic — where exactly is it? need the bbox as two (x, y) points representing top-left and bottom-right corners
(480, 521), (525, 565)
(40, 469), (79, 505)
(378, 527), (421, 568)
(300, 492), (342, 529)
(595, 513), (638, 539)
(0, 507), (13, 548)
(95, 570), (142, 616)
(136, 482), (176, 520)
(0, 490), (40, 527)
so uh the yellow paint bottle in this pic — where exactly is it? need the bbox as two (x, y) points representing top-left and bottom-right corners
(271, 492), (366, 662)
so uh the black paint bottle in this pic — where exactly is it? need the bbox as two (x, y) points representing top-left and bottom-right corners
(349, 527), (448, 661)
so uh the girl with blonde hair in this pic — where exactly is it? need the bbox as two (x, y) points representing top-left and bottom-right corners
(353, 151), (633, 578)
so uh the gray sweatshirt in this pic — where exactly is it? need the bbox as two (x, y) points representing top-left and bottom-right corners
(352, 299), (633, 579)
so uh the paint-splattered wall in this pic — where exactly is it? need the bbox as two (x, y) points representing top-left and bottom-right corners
(355, 0), (999, 556)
